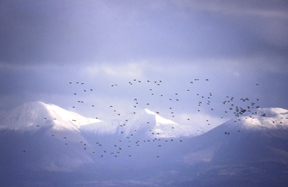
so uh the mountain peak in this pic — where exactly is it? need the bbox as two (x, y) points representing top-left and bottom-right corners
(144, 108), (177, 125)
(0, 101), (98, 132)
(214, 107), (288, 137)
(119, 108), (189, 138)
(80, 107), (191, 138)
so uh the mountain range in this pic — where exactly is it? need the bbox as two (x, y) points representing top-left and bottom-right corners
(0, 101), (288, 187)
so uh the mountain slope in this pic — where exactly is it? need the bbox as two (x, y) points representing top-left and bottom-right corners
(80, 108), (192, 138)
(1, 102), (288, 186)
(0, 101), (99, 132)
(0, 101), (100, 172)
(182, 107), (288, 163)
(176, 107), (288, 187)
(0, 102), (191, 173)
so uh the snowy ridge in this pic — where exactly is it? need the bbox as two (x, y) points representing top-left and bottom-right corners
(1, 102), (288, 139)
(241, 108), (288, 130)
(0, 102), (192, 138)
(182, 107), (288, 172)
(144, 109), (189, 138)
(80, 108), (190, 138)
(0, 101), (99, 132)
(221, 107), (288, 132)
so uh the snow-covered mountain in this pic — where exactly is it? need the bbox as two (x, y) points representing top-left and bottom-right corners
(0, 101), (193, 173)
(0, 101), (99, 131)
(1, 102), (288, 187)
(0, 101), (194, 138)
(81, 108), (193, 138)
(177, 107), (288, 186)
(182, 107), (288, 163)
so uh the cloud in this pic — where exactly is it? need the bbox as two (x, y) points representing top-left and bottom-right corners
(75, 179), (164, 187)
(0, 0), (287, 119)
(0, 0), (287, 68)
(172, 0), (288, 19)
(83, 62), (146, 80)
(177, 112), (228, 131)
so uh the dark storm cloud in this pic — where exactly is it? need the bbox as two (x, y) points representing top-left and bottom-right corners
(1, 0), (287, 66)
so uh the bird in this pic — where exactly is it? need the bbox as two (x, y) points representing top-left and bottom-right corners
(65, 77), (262, 156)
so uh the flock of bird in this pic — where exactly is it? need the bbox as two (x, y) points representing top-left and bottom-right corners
(24, 78), (281, 159)
(69, 78), (262, 122)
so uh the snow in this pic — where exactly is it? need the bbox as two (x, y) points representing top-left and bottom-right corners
(1, 101), (288, 140)
(0, 101), (194, 138)
(236, 107), (288, 131)
(197, 107), (288, 136)
(80, 107), (191, 138)
(0, 101), (99, 132)
(1, 102), (288, 186)
(144, 108), (188, 138)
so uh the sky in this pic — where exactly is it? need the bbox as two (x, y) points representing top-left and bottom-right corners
(0, 0), (288, 128)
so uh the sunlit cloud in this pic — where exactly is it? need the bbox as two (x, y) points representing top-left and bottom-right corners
(83, 62), (146, 80)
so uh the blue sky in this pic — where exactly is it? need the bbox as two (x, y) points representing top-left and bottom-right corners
(0, 0), (288, 127)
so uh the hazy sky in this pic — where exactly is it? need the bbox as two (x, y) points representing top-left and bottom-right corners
(0, 0), (288, 127)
